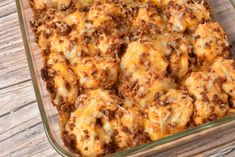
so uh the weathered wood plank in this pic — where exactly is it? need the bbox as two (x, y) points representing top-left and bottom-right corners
(0, 50), (31, 89)
(206, 143), (235, 157)
(0, 0), (16, 18)
(0, 96), (57, 156)
(0, 122), (57, 157)
(0, 102), (40, 141)
(0, 10), (31, 89)
(0, 81), (36, 117)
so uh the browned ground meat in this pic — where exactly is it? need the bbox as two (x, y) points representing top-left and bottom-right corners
(29, 0), (234, 156)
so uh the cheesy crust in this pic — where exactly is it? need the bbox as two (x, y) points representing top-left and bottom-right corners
(144, 89), (194, 140)
(185, 71), (229, 125)
(194, 22), (230, 62)
(119, 40), (178, 106)
(211, 58), (235, 107)
(166, 1), (210, 32)
(64, 89), (148, 156)
(71, 57), (119, 90)
(29, 0), (234, 156)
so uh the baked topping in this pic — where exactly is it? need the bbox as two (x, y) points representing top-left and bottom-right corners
(166, 1), (210, 32)
(144, 89), (194, 140)
(71, 57), (119, 90)
(194, 22), (230, 62)
(29, 0), (234, 156)
(64, 89), (148, 156)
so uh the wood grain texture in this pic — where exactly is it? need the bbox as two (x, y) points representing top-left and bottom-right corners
(0, 0), (235, 157)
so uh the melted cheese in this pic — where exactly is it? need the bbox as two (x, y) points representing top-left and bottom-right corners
(185, 71), (229, 125)
(71, 57), (119, 89)
(144, 89), (193, 140)
(212, 58), (235, 107)
(29, 0), (234, 156)
(194, 22), (230, 62)
(167, 2), (210, 32)
(65, 89), (146, 156)
(121, 41), (168, 75)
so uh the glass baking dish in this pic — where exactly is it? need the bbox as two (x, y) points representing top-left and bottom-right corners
(16, 0), (235, 156)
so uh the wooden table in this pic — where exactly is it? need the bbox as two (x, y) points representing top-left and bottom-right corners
(1, 0), (235, 156)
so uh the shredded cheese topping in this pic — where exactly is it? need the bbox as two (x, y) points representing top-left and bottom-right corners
(30, 0), (235, 156)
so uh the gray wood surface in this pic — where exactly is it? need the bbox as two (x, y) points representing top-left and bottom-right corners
(0, 0), (235, 157)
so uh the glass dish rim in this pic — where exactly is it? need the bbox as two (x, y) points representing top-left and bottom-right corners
(15, 0), (235, 156)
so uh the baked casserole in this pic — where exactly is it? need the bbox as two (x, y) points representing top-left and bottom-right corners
(29, 0), (235, 156)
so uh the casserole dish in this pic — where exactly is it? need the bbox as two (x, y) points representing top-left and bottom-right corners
(16, 0), (235, 156)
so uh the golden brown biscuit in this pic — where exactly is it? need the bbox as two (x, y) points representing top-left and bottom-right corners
(64, 89), (148, 157)
(211, 58), (235, 107)
(185, 71), (229, 125)
(112, 99), (150, 149)
(164, 33), (193, 80)
(144, 89), (194, 140)
(88, 2), (123, 28)
(211, 58), (235, 81)
(194, 22), (230, 62)
(167, 2), (210, 32)
(132, 6), (166, 36)
(41, 51), (79, 123)
(71, 57), (119, 90)
(120, 41), (169, 75)
(30, 0), (72, 10)
(147, 0), (189, 7)
(119, 41), (176, 106)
